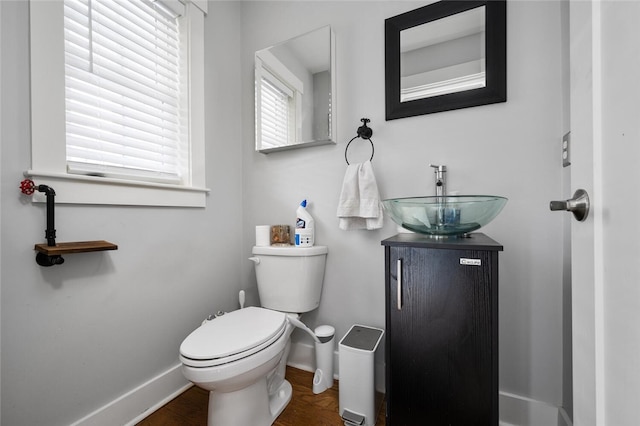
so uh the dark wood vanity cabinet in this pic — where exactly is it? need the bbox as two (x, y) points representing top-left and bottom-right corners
(382, 233), (502, 425)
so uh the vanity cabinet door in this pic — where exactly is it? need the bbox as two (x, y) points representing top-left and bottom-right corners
(384, 245), (498, 426)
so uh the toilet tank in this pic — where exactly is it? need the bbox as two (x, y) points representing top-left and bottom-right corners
(251, 246), (328, 313)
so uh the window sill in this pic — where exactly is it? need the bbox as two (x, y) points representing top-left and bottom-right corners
(25, 170), (209, 207)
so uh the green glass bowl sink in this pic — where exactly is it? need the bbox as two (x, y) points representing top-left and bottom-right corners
(382, 195), (508, 237)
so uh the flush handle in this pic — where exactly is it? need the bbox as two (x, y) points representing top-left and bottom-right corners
(550, 189), (590, 222)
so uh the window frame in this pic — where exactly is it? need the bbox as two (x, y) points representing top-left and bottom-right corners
(29, 0), (208, 207)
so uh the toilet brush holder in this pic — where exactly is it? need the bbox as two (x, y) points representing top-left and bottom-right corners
(313, 325), (335, 394)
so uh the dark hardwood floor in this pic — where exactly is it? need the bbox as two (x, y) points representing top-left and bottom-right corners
(137, 366), (385, 426)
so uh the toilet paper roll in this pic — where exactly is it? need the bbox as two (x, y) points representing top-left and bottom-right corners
(255, 225), (271, 247)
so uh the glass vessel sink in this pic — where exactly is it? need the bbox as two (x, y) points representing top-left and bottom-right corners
(382, 195), (507, 237)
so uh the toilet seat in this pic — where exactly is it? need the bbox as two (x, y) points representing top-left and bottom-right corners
(180, 307), (287, 368)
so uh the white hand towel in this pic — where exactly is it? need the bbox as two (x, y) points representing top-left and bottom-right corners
(337, 161), (383, 230)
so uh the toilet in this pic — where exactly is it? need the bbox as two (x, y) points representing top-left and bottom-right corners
(179, 245), (328, 426)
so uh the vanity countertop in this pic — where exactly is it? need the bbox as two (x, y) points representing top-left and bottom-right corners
(381, 232), (503, 251)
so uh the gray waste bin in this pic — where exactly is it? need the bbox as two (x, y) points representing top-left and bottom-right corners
(338, 324), (384, 426)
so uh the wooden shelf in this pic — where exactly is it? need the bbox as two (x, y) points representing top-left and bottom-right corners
(34, 240), (118, 255)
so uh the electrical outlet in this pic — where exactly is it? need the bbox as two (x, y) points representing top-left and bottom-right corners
(562, 132), (571, 167)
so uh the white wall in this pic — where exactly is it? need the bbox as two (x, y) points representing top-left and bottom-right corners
(0, 1), (244, 425)
(0, 0), (570, 424)
(240, 0), (566, 408)
(600, 2), (640, 424)
(0, 0), (3, 410)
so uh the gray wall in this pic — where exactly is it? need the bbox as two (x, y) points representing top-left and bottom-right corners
(240, 0), (567, 408)
(0, 0), (570, 424)
(0, 1), (244, 424)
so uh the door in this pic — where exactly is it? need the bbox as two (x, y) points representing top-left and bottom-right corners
(569, 2), (640, 424)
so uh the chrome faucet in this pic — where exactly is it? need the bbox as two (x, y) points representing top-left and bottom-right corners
(430, 164), (447, 227)
(429, 164), (447, 197)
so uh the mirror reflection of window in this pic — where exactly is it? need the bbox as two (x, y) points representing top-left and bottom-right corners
(259, 70), (296, 150)
(255, 26), (335, 153)
(400, 6), (486, 102)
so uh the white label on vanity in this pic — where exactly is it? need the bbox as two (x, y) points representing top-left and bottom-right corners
(460, 258), (482, 266)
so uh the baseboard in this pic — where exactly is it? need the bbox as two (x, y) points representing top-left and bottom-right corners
(73, 341), (339, 426)
(499, 391), (568, 426)
(558, 406), (573, 426)
(70, 363), (191, 426)
(287, 341), (333, 375)
(73, 345), (572, 426)
(292, 342), (569, 426)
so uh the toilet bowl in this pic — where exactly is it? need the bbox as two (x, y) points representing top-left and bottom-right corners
(180, 307), (294, 426)
(179, 245), (328, 426)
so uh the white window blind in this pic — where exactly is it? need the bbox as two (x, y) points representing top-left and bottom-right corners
(259, 71), (294, 149)
(64, 0), (185, 183)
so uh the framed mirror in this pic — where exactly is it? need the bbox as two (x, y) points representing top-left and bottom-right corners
(385, 0), (506, 120)
(255, 26), (336, 153)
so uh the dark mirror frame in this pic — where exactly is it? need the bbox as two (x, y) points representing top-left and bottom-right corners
(385, 0), (506, 120)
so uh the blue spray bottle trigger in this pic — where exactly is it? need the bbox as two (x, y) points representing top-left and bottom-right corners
(301, 199), (307, 207)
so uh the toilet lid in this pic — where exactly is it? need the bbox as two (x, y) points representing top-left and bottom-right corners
(180, 307), (287, 367)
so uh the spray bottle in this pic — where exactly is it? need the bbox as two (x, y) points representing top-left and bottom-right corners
(295, 199), (315, 247)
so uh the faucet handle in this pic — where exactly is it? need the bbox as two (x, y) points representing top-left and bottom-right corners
(429, 164), (447, 172)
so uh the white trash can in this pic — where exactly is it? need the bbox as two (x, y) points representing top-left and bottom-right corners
(338, 325), (384, 426)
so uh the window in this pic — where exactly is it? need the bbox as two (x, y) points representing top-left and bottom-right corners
(65, 0), (184, 183)
(29, 0), (208, 207)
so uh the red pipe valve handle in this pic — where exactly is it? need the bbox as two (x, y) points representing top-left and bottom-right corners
(19, 178), (63, 265)
(20, 179), (36, 196)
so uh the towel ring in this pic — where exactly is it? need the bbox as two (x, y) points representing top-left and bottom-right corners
(345, 118), (375, 165)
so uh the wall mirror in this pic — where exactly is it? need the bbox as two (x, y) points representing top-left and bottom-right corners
(385, 0), (506, 120)
(255, 26), (336, 153)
